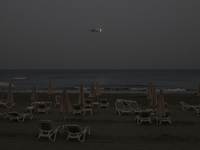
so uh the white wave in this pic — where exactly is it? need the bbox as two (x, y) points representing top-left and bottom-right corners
(14, 77), (28, 80)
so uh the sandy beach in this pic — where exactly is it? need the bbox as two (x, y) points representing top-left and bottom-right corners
(1, 93), (200, 149)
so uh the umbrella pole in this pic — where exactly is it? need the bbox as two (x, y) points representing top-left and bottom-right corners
(160, 118), (162, 137)
(2, 87), (4, 99)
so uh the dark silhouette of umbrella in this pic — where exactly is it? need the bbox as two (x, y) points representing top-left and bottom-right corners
(96, 82), (101, 98)
(59, 87), (72, 114)
(31, 84), (38, 101)
(89, 82), (96, 99)
(0, 82), (15, 99)
(7, 84), (14, 104)
(78, 85), (85, 106)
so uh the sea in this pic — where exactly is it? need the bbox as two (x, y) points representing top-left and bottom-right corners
(0, 69), (200, 94)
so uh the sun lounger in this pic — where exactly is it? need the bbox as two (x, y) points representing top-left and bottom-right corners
(0, 113), (8, 119)
(54, 95), (62, 107)
(129, 101), (143, 114)
(63, 124), (90, 142)
(116, 99), (131, 105)
(31, 101), (52, 107)
(100, 99), (110, 108)
(180, 101), (200, 111)
(0, 102), (15, 108)
(156, 111), (171, 124)
(73, 104), (84, 115)
(38, 120), (60, 141)
(84, 99), (93, 108)
(37, 103), (51, 114)
(136, 111), (152, 124)
(115, 102), (131, 115)
(8, 112), (33, 122)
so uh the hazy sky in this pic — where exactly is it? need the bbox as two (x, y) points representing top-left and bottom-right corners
(0, 0), (200, 69)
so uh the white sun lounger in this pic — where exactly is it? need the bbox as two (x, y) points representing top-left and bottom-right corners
(0, 102), (15, 108)
(54, 95), (62, 107)
(156, 111), (172, 124)
(129, 101), (143, 115)
(73, 104), (84, 115)
(37, 103), (51, 114)
(180, 101), (200, 111)
(100, 99), (110, 108)
(8, 112), (33, 122)
(84, 99), (93, 108)
(136, 111), (152, 124)
(62, 124), (90, 142)
(38, 120), (60, 141)
(115, 102), (131, 115)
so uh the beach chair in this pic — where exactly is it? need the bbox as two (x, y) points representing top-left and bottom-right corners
(0, 113), (8, 119)
(115, 102), (131, 115)
(73, 104), (84, 115)
(128, 101), (143, 115)
(180, 101), (200, 111)
(8, 112), (33, 122)
(63, 124), (90, 142)
(136, 111), (152, 124)
(38, 120), (60, 141)
(100, 99), (110, 108)
(0, 101), (15, 108)
(84, 99), (93, 108)
(54, 95), (62, 107)
(37, 103), (51, 114)
(156, 111), (171, 124)
(116, 99), (131, 105)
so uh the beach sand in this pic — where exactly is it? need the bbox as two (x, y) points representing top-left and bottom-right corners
(1, 93), (200, 149)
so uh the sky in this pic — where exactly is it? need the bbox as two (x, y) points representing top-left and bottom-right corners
(0, 0), (200, 70)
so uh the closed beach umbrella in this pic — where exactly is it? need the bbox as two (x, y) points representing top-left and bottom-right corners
(146, 82), (153, 101)
(156, 89), (166, 118)
(96, 82), (101, 97)
(7, 84), (14, 104)
(89, 82), (96, 98)
(156, 89), (166, 136)
(47, 81), (53, 101)
(78, 85), (85, 106)
(0, 82), (15, 99)
(197, 83), (200, 96)
(31, 84), (38, 101)
(47, 81), (53, 95)
(59, 87), (72, 114)
(150, 86), (158, 107)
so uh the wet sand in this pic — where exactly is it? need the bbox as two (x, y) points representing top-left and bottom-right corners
(1, 93), (200, 149)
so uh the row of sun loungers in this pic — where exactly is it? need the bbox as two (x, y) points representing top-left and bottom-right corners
(55, 95), (110, 108)
(38, 120), (90, 142)
(115, 100), (172, 124)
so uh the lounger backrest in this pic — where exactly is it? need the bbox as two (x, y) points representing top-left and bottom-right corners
(129, 101), (138, 109)
(73, 104), (81, 110)
(115, 102), (125, 109)
(67, 125), (81, 133)
(165, 111), (170, 117)
(55, 95), (62, 103)
(38, 104), (47, 108)
(100, 99), (107, 104)
(85, 99), (92, 104)
(140, 111), (150, 117)
(39, 120), (53, 130)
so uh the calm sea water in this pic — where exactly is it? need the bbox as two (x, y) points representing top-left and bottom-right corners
(0, 69), (199, 94)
